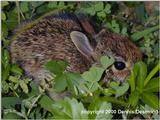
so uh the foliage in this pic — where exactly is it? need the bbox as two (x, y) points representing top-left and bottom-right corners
(128, 62), (160, 110)
(40, 96), (88, 119)
(1, 1), (159, 119)
(45, 56), (114, 95)
(78, 2), (111, 18)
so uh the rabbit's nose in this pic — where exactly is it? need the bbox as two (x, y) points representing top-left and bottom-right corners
(116, 70), (130, 82)
(105, 68), (130, 82)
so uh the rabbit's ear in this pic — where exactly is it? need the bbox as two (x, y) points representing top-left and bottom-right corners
(94, 29), (106, 42)
(77, 14), (96, 35)
(70, 31), (94, 60)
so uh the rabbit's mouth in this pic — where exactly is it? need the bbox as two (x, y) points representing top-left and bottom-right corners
(105, 68), (130, 83)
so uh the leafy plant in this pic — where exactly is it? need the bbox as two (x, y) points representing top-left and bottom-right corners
(131, 25), (159, 41)
(79, 2), (111, 18)
(88, 99), (113, 119)
(105, 20), (128, 36)
(105, 81), (129, 98)
(45, 56), (115, 96)
(128, 61), (160, 110)
(8, 76), (31, 94)
(40, 97), (88, 119)
(1, 1), (159, 119)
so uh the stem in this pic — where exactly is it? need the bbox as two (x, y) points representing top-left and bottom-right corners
(144, 63), (160, 86)
(100, 96), (129, 107)
(19, 8), (25, 20)
(4, 109), (28, 119)
(15, 1), (20, 24)
(27, 94), (42, 117)
(30, 8), (35, 19)
(9, 86), (19, 97)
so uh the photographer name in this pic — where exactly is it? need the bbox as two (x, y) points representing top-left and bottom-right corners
(81, 109), (159, 115)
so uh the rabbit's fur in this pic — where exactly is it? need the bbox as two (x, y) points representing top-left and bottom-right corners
(10, 11), (142, 85)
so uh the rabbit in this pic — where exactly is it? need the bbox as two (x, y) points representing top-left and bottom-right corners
(10, 11), (142, 96)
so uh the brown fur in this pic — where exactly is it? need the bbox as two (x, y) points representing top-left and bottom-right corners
(10, 11), (142, 83)
(94, 31), (142, 81)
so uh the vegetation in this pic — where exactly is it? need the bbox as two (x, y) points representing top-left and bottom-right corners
(1, 1), (159, 119)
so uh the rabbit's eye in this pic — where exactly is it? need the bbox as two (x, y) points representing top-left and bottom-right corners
(114, 61), (126, 70)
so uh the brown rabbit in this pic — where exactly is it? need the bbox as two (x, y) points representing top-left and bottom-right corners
(10, 11), (142, 88)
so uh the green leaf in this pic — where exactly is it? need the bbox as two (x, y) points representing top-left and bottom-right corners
(22, 95), (41, 112)
(153, 43), (159, 57)
(82, 66), (104, 82)
(131, 25), (159, 41)
(89, 99), (112, 119)
(128, 70), (135, 92)
(121, 27), (128, 36)
(20, 2), (29, 13)
(85, 81), (99, 93)
(135, 61), (147, 90)
(112, 20), (120, 33)
(67, 3), (75, 9)
(39, 95), (55, 114)
(48, 2), (57, 8)
(2, 49), (10, 82)
(54, 74), (67, 92)
(66, 72), (90, 95)
(2, 65), (10, 81)
(128, 61), (147, 92)
(82, 7), (96, 16)
(3, 109), (27, 119)
(110, 81), (129, 97)
(2, 49), (10, 67)
(45, 60), (68, 75)
(36, 4), (50, 14)
(8, 76), (19, 83)
(100, 56), (114, 69)
(28, 81), (40, 96)
(2, 11), (6, 20)
(135, 4), (146, 23)
(2, 97), (22, 109)
(103, 88), (116, 95)
(144, 63), (160, 86)
(115, 82), (129, 98)
(94, 2), (104, 12)
(13, 83), (19, 90)
(97, 11), (106, 18)
(106, 20), (120, 33)
(104, 4), (111, 14)
(129, 90), (140, 108)
(88, 98), (100, 110)
(2, 80), (9, 93)
(142, 92), (160, 110)
(65, 73), (80, 95)
(96, 102), (112, 120)
(58, 1), (65, 7)
(3, 113), (21, 119)
(19, 80), (29, 93)
(11, 64), (23, 75)
(52, 98), (88, 119)
(2, 22), (8, 38)
(31, 1), (44, 8)
(110, 81), (120, 89)
(6, 11), (18, 30)
(1, 1), (9, 8)
(143, 77), (159, 92)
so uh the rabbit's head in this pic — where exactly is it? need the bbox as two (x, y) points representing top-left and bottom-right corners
(70, 29), (142, 82)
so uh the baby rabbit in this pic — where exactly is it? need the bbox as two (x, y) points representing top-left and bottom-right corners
(10, 11), (142, 86)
